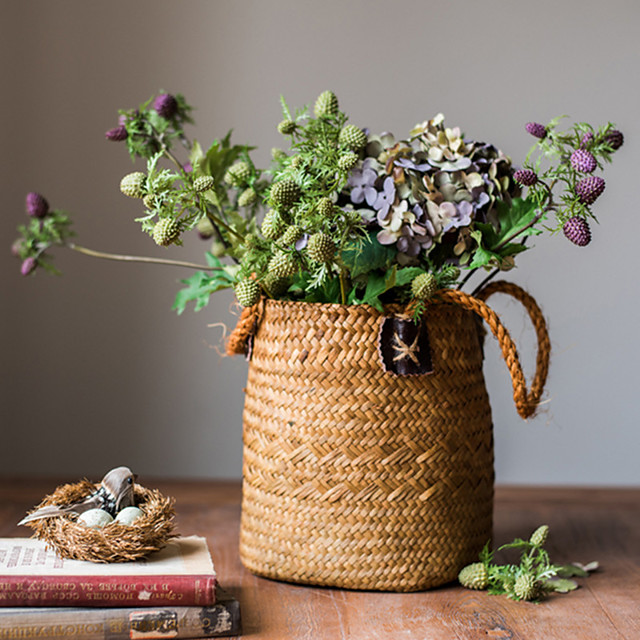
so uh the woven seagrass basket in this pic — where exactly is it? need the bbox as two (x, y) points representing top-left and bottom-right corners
(228, 280), (549, 591)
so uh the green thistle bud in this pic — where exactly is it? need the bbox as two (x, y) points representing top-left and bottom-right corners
(268, 251), (299, 278)
(280, 225), (303, 246)
(317, 197), (334, 217)
(314, 90), (339, 118)
(196, 217), (215, 239)
(277, 119), (296, 135)
(243, 233), (260, 250)
(271, 148), (287, 162)
(339, 124), (367, 151)
(210, 240), (226, 257)
(514, 573), (539, 601)
(529, 525), (549, 547)
(261, 210), (285, 240)
(238, 187), (258, 208)
(270, 178), (301, 210)
(261, 272), (290, 298)
(458, 563), (488, 590)
(290, 155), (304, 170)
(152, 217), (180, 247)
(234, 278), (260, 307)
(306, 232), (336, 264)
(411, 273), (438, 300)
(193, 175), (215, 193)
(143, 194), (156, 210)
(120, 172), (147, 198)
(224, 161), (251, 187)
(338, 152), (359, 171)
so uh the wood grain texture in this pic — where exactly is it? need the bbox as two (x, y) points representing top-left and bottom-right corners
(1, 479), (638, 639)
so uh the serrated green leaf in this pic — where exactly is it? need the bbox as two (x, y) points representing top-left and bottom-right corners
(395, 267), (424, 287)
(342, 231), (396, 278)
(556, 564), (589, 578)
(544, 577), (579, 593)
(172, 270), (233, 314)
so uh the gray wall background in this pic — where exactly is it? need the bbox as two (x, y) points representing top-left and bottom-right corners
(1, 0), (638, 485)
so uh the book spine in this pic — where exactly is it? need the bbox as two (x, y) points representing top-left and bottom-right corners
(0, 598), (241, 639)
(0, 575), (216, 608)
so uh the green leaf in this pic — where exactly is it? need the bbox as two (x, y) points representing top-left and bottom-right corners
(172, 269), (233, 314)
(341, 231), (395, 278)
(496, 197), (543, 241)
(395, 267), (424, 287)
(556, 564), (589, 578)
(544, 577), (579, 593)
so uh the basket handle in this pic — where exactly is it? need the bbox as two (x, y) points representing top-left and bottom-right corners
(435, 281), (550, 419)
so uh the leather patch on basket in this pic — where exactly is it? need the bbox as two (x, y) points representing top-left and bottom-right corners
(378, 316), (433, 376)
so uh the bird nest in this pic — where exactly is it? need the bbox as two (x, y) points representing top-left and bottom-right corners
(23, 480), (177, 563)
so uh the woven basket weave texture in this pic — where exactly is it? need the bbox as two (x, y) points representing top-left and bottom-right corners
(239, 299), (494, 591)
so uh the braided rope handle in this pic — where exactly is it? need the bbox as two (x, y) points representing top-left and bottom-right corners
(226, 281), (550, 419)
(436, 280), (550, 419)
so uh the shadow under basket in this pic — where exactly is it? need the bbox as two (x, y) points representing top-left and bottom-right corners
(229, 281), (549, 592)
(24, 481), (176, 563)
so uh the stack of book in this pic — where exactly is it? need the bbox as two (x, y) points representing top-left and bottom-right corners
(0, 536), (240, 639)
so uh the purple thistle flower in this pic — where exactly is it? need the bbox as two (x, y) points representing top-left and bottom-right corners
(154, 93), (178, 119)
(347, 158), (378, 206)
(374, 177), (396, 222)
(525, 122), (547, 139)
(105, 125), (128, 141)
(563, 216), (591, 246)
(570, 149), (597, 173)
(580, 132), (594, 148)
(25, 192), (49, 218)
(605, 129), (624, 150)
(513, 169), (538, 186)
(20, 257), (37, 276)
(575, 175), (605, 205)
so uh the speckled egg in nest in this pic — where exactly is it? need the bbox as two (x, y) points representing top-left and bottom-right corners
(23, 480), (177, 563)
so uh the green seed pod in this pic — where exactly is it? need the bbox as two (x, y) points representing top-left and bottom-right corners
(238, 187), (258, 208)
(280, 225), (303, 246)
(152, 217), (180, 247)
(290, 155), (304, 170)
(270, 178), (301, 210)
(193, 175), (215, 193)
(458, 563), (488, 590)
(277, 119), (296, 135)
(271, 148), (287, 162)
(268, 251), (299, 278)
(411, 273), (438, 300)
(196, 217), (215, 239)
(529, 525), (549, 547)
(514, 573), (539, 601)
(339, 124), (368, 151)
(234, 279), (260, 307)
(261, 272), (290, 298)
(314, 90), (339, 118)
(210, 240), (227, 257)
(338, 152), (359, 171)
(224, 161), (251, 187)
(317, 197), (334, 217)
(143, 194), (156, 210)
(120, 172), (147, 198)
(261, 210), (285, 240)
(306, 232), (336, 264)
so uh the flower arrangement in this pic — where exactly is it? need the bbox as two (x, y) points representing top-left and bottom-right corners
(13, 90), (623, 318)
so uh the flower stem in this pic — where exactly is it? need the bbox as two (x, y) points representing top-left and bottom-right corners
(67, 243), (221, 271)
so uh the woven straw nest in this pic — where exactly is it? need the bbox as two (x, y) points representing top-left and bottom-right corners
(24, 480), (177, 563)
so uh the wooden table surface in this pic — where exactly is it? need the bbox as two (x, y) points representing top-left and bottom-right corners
(1, 479), (638, 640)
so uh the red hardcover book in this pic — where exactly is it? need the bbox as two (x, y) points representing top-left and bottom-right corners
(0, 536), (217, 608)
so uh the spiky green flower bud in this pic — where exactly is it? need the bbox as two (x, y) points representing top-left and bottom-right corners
(238, 187), (258, 208)
(224, 161), (251, 187)
(529, 525), (549, 547)
(243, 233), (260, 249)
(261, 272), (290, 298)
(306, 232), (336, 263)
(152, 217), (180, 247)
(271, 148), (287, 162)
(270, 178), (301, 210)
(338, 152), (359, 171)
(280, 225), (303, 246)
(268, 251), (299, 278)
(339, 124), (367, 151)
(196, 217), (215, 239)
(514, 573), (539, 601)
(261, 210), (285, 240)
(193, 176), (215, 193)
(143, 194), (156, 210)
(210, 240), (226, 257)
(314, 90), (339, 118)
(277, 119), (296, 135)
(411, 273), (438, 300)
(120, 172), (147, 198)
(234, 278), (260, 307)
(458, 563), (488, 590)
(317, 197), (334, 217)
(290, 155), (304, 170)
